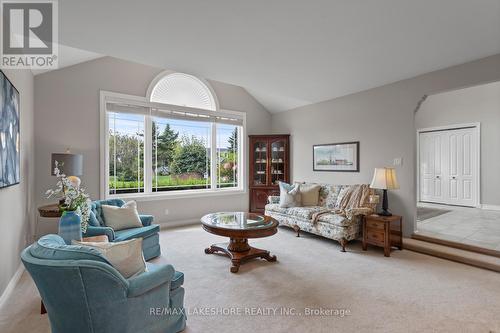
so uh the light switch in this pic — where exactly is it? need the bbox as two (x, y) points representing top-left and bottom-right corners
(393, 157), (402, 166)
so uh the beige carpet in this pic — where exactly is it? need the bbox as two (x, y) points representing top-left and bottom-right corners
(1, 225), (500, 333)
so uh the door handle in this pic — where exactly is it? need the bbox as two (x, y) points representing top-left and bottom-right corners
(436, 176), (440, 179)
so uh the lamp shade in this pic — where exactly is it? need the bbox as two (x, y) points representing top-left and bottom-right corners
(51, 153), (83, 176)
(370, 167), (399, 190)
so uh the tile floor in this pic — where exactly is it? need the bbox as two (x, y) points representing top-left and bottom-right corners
(416, 203), (500, 251)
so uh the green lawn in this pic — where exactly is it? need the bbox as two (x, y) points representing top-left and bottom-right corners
(109, 175), (209, 189)
(109, 175), (237, 192)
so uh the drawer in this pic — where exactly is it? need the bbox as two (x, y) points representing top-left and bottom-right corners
(366, 230), (385, 244)
(366, 219), (385, 230)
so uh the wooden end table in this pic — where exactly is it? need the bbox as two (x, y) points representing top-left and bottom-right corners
(201, 212), (278, 273)
(38, 203), (63, 218)
(362, 214), (403, 257)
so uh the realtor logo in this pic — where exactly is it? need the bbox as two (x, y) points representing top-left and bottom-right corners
(1, 0), (58, 69)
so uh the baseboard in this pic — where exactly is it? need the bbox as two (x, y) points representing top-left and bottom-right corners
(158, 218), (200, 229)
(0, 264), (25, 312)
(481, 204), (500, 211)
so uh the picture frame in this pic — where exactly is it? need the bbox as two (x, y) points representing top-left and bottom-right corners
(313, 141), (359, 172)
(0, 70), (20, 188)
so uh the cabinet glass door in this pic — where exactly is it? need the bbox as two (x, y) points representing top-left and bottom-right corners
(252, 140), (268, 186)
(270, 139), (286, 185)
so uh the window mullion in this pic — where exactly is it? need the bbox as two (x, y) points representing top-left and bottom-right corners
(211, 122), (217, 190)
(144, 114), (153, 194)
(238, 126), (243, 190)
(109, 112), (114, 196)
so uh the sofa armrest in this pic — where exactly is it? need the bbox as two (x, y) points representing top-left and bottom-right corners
(139, 214), (154, 227)
(346, 207), (374, 219)
(83, 226), (115, 241)
(127, 263), (175, 298)
(268, 196), (280, 204)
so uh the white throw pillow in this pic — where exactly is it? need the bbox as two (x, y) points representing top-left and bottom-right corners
(102, 201), (143, 231)
(279, 182), (301, 208)
(73, 238), (146, 278)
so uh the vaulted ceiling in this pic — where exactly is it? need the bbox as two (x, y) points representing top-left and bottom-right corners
(58, 0), (500, 112)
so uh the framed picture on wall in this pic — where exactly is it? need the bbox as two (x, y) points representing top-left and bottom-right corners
(0, 70), (20, 188)
(313, 141), (359, 172)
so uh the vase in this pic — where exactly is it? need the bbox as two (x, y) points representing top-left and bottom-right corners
(58, 211), (82, 244)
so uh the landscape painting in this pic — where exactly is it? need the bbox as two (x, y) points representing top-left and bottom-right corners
(0, 71), (20, 188)
(313, 141), (359, 172)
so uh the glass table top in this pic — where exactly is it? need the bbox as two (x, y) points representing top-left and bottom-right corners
(201, 212), (275, 230)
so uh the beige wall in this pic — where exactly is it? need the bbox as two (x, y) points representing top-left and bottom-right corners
(32, 54), (500, 238)
(416, 81), (500, 206)
(271, 54), (500, 236)
(34, 57), (271, 229)
(0, 69), (34, 296)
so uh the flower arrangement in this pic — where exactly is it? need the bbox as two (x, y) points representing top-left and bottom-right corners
(46, 161), (91, 233)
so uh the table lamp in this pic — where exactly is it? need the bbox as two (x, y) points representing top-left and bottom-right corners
(369, 167), (399, 216)
(51, 152), (83, 176)
(51, 151), (83, 189)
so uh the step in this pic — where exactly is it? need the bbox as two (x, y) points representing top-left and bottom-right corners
(412, 232), (500, 258)
(404, 238), (500, 272)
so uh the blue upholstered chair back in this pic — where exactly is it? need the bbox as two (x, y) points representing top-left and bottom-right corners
(84, 198), (160, 260)
(21, 234), (185, 333)
(21, 235), (129, 332)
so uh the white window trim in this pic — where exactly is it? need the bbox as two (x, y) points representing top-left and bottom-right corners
(100, 90), (247, 200)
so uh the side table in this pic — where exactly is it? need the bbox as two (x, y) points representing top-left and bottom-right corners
(362, 214), (403, 257)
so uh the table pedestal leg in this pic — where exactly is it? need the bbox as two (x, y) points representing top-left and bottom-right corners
(205, 238), (277, 273)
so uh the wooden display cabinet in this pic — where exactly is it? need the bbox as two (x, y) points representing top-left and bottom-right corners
(249, 134), (290, 213)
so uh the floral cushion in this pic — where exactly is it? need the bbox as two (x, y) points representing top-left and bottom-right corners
(317, 184), (351, 209)
(315, 213), (352, 227)
(265, 204), (326, 220)
(266, 204), (352, 227)
(265, 210), (362, 242)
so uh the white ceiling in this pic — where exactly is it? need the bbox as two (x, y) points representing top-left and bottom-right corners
(58, 0), (500, 113)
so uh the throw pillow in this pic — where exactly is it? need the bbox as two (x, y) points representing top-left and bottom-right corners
(279, 181), (301, 208)
(299, 183), (321, 206)
(73, 238), (146, 278)
(101, 201), (143, 231)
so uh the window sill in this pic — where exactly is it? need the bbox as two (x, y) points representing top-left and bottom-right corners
(105, 188), (247, 202)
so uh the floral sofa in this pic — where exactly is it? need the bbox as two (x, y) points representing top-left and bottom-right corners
(265, 183), (374, 252)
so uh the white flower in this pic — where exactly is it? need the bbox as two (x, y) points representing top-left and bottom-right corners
(46, 160), (91, 233)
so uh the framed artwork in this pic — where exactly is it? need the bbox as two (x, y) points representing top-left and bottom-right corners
(0, 70), (20, 188)
(313, 141), (359, 172)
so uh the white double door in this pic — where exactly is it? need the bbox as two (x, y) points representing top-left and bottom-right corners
(419, 127), (478, 207)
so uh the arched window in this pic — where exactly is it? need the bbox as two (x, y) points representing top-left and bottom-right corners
(103, 72), (244, 198)
(149, 72), (217, 111)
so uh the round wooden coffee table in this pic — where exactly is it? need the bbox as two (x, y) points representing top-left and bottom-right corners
(201, 212), (278, 273)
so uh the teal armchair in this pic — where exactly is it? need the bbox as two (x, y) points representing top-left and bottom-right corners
(84, 199), (161, 260)
(21, 234), (186, 333)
